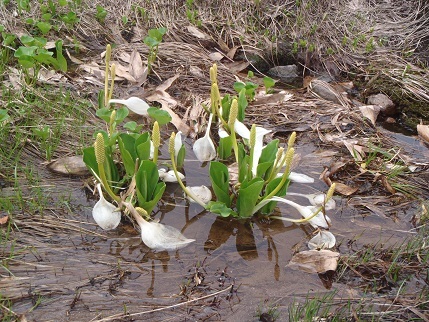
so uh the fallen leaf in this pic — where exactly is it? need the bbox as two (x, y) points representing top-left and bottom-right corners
(129, 49), (147, 85)
(209, 52), (224, 61)
(359, 105), (380, 126)
(217, 37), (230, 52)
(287, 249), (340, 274)
(333, 182), (359, 196)
(112, 61), (136, 82)
(342, 140), (365, 161)
(187, 25), (210, 39)
(223, 61), (249, 74)
(0, 215), (9, 225)
(46, 155), (89, 176)
(417, 124), (429, 144)
(227, 46), (240, 60)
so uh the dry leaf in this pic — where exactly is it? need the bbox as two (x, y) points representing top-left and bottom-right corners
(227, 46), (239, 60)
(47, 155), (89, 176)
(129, 49), (147, 85)
(189, 65), (205, 78)
(223, 61), (249, 74)
(359, 105), (380, 126)
(217, 37), (230, 52)
(145, 75), (190, 134)
(287, 250), (340, 274)
(334, 182), (359, 196)
(342, 140), (365, 161)
(187, 25), (210, 39)
(209, 52), (224, 61)
(0, 215), (9, 225)
(417, 124), (429, 144)
(112, 62), (136, 82)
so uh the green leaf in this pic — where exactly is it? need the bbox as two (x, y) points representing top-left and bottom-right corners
(143, 36), (160, 48)
(233, 82), (245, 93)
(207, 201), (234, 217)
(115, 106), (129, 123)
(118, 135), (136, 176)
(176, 144), (186, 169)
(14, 46), (37, 58)
(221, 94), (231, 120)
(119, 133), (137, 160)
(137, 181), (166, 214)
(55, 40), (67, 72)
(263, 76), (275, 89)
(236, 177), (264, 218)
(209, 162), (231, 207)
(237, 88), (248, 121)
(17, 58), (35, 68)
(20, 35), (35, 45)
(135, 132), (151, 161)
(37, 21), (51, 35)
(258, 177), (289, 215)
(135, 160), (160, 202)
(82, 146), (99, 176)
(42, 13), (52, 21)
(147, 107), (172, 125)
(96, 107), (112, 122)
(256, 139), (278, 179)
(217, 135), (233, 160)
(0, 109), (10, 123)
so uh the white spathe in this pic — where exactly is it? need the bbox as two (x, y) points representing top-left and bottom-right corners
(308, 231), (336, 250)
(251, 127), (272, 176)
(132, 209), (195, 251)
(287, 192), (336, 210)
(277, 171), (315, 183)
(193, 114), (216, 162)
(158, 168), (185, 182)
(174, 131), (183, 160)
(186, 185), (212, 204)
(267, 197), (331, 229)
(109, 97), (150, 116)
(234, 119), (250, 139)
(92, 183), (121, 230)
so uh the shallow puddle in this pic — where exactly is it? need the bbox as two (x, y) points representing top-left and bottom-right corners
(4, 135), (421, 321)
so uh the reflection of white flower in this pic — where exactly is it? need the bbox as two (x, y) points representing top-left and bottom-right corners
(92, 183), (121, 230)
(308, 231), (336, 250)
(158, 168), (185, 182)
(186, 185), (212, 204)
(109, 97), (150, 115)
(193, 114), (216, 162)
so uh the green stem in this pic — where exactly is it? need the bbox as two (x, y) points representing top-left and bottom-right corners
(170, 154), (207, 208)
(97, 162), (121, 203)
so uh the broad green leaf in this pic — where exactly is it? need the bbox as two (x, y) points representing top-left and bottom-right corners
(118, 136), (136, 176)
(233, 82), (245, 93)
(217, 135), (233, 160)
(209, 162), (231, 206)
(263, 76), (275, 89)
(55, 40), (67, 72)
(82, 146), (98, 176)
(258, 177), (289, 215)
(18, 58), (35, 68)
(259, 139), (279, 164)
(119, 133), (137, 160)
(147, 107), (172, 125)
(0, 109), (10, 122)
(20, 35), (35, 45)
(137, 181), (166, 214)
(237, 88), (247, 121)
(14, 46), (37, 58)
(236, 177), (264, 218)
(207, 201), (235, 217)
(135, 160), (159, 202)
(135, 132), (151, 161)
(115, 106), (129, 123)
(96, 107), (112, 122)
(176, 144), (186, 169)
(37, 21), (51, 35)
(221, 94), (231, 120)
(144, 36), (160, 48)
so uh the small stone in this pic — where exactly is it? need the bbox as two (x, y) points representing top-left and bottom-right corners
(367, 93), (396, 115)
(385, 117), (396, 123)
(267, 65), (301, 85)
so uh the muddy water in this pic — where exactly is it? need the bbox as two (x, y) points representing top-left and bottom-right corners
(5, 139), (417, 321)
